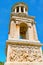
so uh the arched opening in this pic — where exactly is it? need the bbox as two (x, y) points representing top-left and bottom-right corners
(20, 23), (28, 39)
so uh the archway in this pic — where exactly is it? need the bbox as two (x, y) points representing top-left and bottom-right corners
(20, 22), (28, 39)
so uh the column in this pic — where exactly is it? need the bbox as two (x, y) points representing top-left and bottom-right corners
(26, 30), (29, 40)
(13, 21), (17, 39)
(33, 23), (38, 40)
(16, 21), (20, 39)
(15, 8), (17, 13)
(10, 20), (15, 39)
(28, 23), (34, 40)
(19, 6), (21, 13)
(24, 7), (25, 13)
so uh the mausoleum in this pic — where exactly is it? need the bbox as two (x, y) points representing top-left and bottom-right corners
(5, 2), (43, 65)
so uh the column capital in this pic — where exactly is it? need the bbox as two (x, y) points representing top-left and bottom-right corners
(31, 21), (36, 25)
(10, 18), (16, 23)
(16, 20), (20, 25)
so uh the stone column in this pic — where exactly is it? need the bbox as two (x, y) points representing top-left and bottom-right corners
(10, 20), (14, 38)
(16, 21), (20, 39)
(15, 8), (17, 13)
(26, 28), (29, 40)
(28, 23), (34, 40)
(19, 6), (21, 13)
(13, 21), (16, 39)
(24, 7), (25, 13)
(33, 23), (38, 40)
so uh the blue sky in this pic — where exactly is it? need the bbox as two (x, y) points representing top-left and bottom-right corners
(0, 0), (43, 62)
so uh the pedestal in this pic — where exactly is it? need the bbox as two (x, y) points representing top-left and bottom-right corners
(5, 62), (43, 65)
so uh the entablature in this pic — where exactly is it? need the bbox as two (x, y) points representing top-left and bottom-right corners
(10, 15), (36, 24)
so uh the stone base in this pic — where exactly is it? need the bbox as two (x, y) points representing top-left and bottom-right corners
(4, 62), (43, 65)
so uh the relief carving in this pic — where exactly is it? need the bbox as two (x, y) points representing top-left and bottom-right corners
(8, 45), (42, 62)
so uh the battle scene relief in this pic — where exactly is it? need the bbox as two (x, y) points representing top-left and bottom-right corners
(8, 45), (42, 62)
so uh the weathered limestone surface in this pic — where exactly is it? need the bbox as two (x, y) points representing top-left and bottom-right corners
(5, 62), (43, 65)
(7, 45), (42, 62)
(4, 2), (43, 65)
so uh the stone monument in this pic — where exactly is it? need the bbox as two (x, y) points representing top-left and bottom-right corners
(5, 2), (43, 65)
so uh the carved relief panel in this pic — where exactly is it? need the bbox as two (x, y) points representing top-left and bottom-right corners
(8, 45), (42, 62)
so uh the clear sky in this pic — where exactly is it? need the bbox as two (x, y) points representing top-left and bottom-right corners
(0, 0), (43, 62)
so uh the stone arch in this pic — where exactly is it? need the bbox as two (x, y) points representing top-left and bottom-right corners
(20, 22), (28, 39)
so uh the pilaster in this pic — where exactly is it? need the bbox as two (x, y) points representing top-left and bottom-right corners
(16, 21), (20, 39)
(28, 23), (34, 40)
(33, 23), (38, 40)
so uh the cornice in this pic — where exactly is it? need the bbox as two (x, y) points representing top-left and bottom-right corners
(6, 39), (43, 47)
(11, 12), (35, 19)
